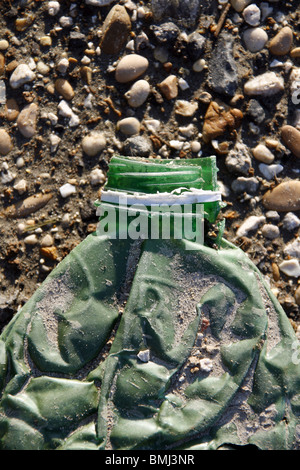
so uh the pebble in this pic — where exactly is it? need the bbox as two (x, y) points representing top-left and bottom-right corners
(243, 28), (269, 53)
(244, 72), (284, 97)
(247, 99), (265, 124)
(48, 1), (60, 15)
(59, 183), (76, 198)
(123, 135), (152, 157)
(282, 212), (300, 231)
(24, 234), (38, 245)
(17, 103), (38, 138)
(40, 234), (54, 247)
(253, 144), (275, 163)
(137, 349), (150, 363)
(0, 129), (13, 155)
(279, 259), (300, 278)
(13, 179), (27, 194)
(124, 79), (150, 107)
(209, 33), (238, 97)
(230, 0), (252, 12)
(37, 61), (50, 75)
(158, 75), (178, 100)
(268, 26), (293, 56)
(295, 286), (300, 306)
(58, 100), (79, 127)
(82, 132), (106, 157)
(199, 358), (213, 373)
(231, 176), (259, 194)
(263, 181), (300, 212)
(186, 32), (206, 61)
(242, 4), (261, 26)
(259, 163), (283, 180)
(261, 223), (280, 240)
(153, 46), (169, 63)
(152, 22), (180, 45)
(0, 39), (9, 50)
(284, 238), (300, 259)
(115, 54), (149, 83)
(117, 117), (140, 136)
(55, 78), (74, 101)
(49, 134), (61, 153)
(90, 168), (106, 186)
(291, 48), (300, 58)
(236, 215), (266, 238)
(281, 125), (300, 158)
(202, 101), (243, 143)
(225, 141), (252, 176)
(175, 99), (198, 117)
(40, 246), (58, 261)
(192, 58), (206, 73)
(100, 4), (131, 55)
(9, 63), (35, 89)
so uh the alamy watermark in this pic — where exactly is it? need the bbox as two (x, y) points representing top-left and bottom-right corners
(96, 195), (205, 249)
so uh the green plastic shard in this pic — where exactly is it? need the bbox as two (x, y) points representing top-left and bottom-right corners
(1, 155), (300, 450)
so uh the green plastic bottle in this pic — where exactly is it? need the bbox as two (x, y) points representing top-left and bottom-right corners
(0, 156), (299, 450)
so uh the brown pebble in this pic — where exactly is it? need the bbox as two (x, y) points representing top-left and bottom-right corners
(55, 78), (74, 100)
(263, 181), (300, 212)
(295, 285), (300, 305)
(290, 47), (300, 58)
(80, 66), (92, 85)
(0, 128), (13, 155)
(3, 193), (53, 218)
(268, 26), (293, 56)
(4, 98), (19, 121)
(0, 53), (5, 75)
(281, 125), (300, 158)
(100, 4), (131, 55)
(158, 75), (178, 100)
(202, 100), (243, 143)
(271, 262), (280, 282)
(40, 246), (58, 261)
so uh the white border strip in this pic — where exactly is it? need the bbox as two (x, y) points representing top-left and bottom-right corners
(101, 188), (222, 206)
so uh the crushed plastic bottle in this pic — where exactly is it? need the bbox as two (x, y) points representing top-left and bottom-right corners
(0, 155), (300, 450)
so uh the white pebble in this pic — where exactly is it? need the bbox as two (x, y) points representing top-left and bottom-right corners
(59, 16), (73, 28)
(48, 1), (60, 15)
(117, 117), (140, 136)
(199, 358), (213, 372)
(192, 58), (206, 73)
(169, 140), (184, 150)
(243, 27), (268, 53)
(243, 4), (261, 26)
(49, 133), (61, 153)
(9, 64), (35, 89)
(56, 58), (69, 74)
(57, 100), (80, 127)
(253, 144), (275, 163)
(282, 212), (300, 231)
(236, 215), (266, 238)
(261, 223), (280, 239)
(40, 234), (54, 247)
(284, 238), (300, 258)
(279, 259), (300, 278)
(13, 179), (27, 194)
(124, 79), (150, 108)
(259, 163), (283, 180)
(178, 78), (190, 90)
(137, 349), (150, 362)
(82, 132), (106, 156)
(24, 234), (38, 245)
(244, 72), (284, 96)
(90, 168), (106, 186)
(144, 119), (161, 133)
(59, 183), (76, 198)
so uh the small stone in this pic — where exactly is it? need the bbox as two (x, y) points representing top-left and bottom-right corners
(279, 259), (300, 278)
(236, 215), (266, 238)
(0, 129), (13, 155)
(55, 78), (74, 100)
(291, 48), (300, 58)
(152, 22), (180, 46)
(0, 79), (5, 105)
(137, 349), (150, 363)
(282, 212), (300, 231)
(117, 117), (140, 136)
(153, 46), (169, 63)
(48, 1), (60, 15)
(244, 72), (284, 97)
(247, 99), (266, 124)
(268, 26), (293, 56)
(59, 183), (76, 198)
(59, 16), (73, 28)
(199, 358), (213, 373)
(284, 238), (300, 259)
(231, 176), (259, 194)
(281, 125), (300, 158)
(39, 36), (52, 47)
(115, 54), (149, 83)
(90, 168), (106, 186)
(202, 100), (243, 143)
(40, 246), (58, 261)
(58, 100), (80, 127)
(259, 163), (283, 180)
(253, 144), (275, 163)
(261, 223), (280, 240)
(9, 63), (35, 89)
(56, 58), (69, 74)
(186, 32), (206, 61)
(100, 5), (131, 55)
(243, 28), (268, 53)
(49, 133), (61, 153)
(82, 132), (106, 157)
(230, 0), (252, 12)
(208, 33), (238, 97)
(13, 179), (27, 194)
(36, 61), (50, 75)
(263, 181), (300, 212)
(40, 234), (54, 247)
(243, 4), (261, 26)
(175, 99), (198, 117)
(24, 234), (38, 245)
(123, 135), (152, 157)
(158, 75), (178, 100)
(192, 58), (206, 73)
(17, 103), (38, 138)
(0, 39), (9, 50)
(225, 141), (252, 176)
(191, 141), (201, 153)
(124, 79), (150, 107)
(295, 286), (300, 306)
(0, 53), (5, 75)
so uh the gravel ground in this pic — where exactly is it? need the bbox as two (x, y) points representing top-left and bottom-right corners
(0, 0), (299, 334)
